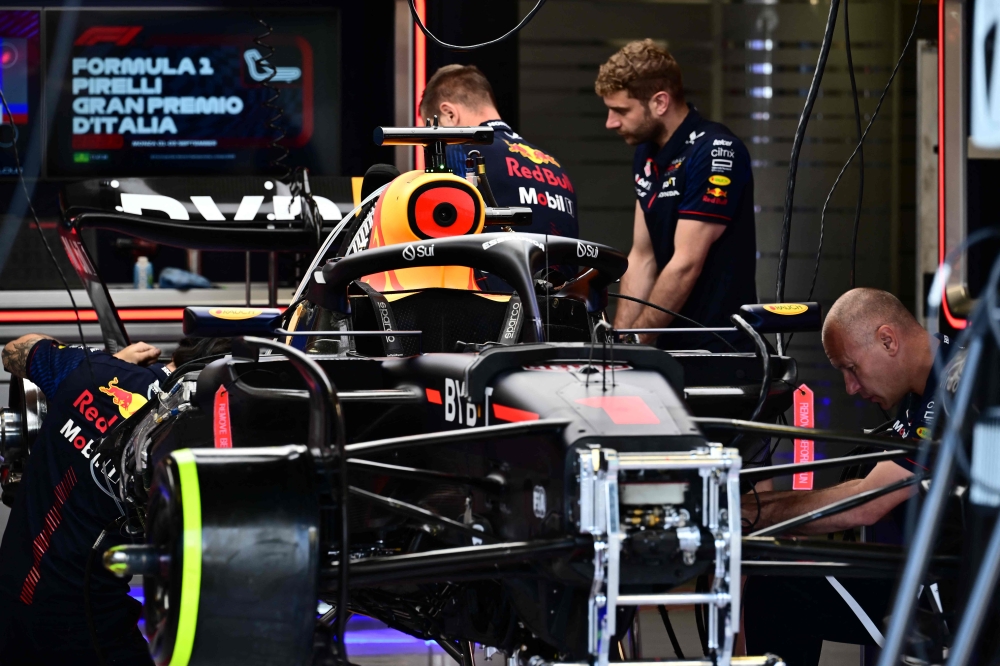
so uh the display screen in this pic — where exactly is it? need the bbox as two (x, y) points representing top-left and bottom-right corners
(45, 9), (339, 177)
(0, 11), (41, 177)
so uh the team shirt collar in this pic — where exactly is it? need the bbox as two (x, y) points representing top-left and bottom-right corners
(654, 104), (703, 166)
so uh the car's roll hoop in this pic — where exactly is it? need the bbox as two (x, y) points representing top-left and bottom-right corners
(310, 233), (628, 343)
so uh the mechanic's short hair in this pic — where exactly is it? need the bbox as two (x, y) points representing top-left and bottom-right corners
(419, 65), (497, 119)
(822, 288), (922, 347)
(595, 39), (685, 105)
(172, 337), (232, 368)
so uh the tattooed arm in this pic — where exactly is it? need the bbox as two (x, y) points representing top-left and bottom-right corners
(2, 334), (56, 378)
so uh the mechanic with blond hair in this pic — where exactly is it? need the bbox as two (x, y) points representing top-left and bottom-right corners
(596, 40), (757, 350)
(420, 64), (578, 243)
(742, 288), (963, 666)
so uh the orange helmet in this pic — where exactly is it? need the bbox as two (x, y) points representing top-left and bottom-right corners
(361, 171), (486, 292)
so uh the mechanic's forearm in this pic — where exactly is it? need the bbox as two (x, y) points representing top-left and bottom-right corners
(2, 334), (55, 378)
(630, 259), (701, 334)
(749, 480), (868, 535)
(615, 255), (657, 328)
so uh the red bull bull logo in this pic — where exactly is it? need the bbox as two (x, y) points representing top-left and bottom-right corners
(505, 141), (560, 167)
(706, 187), (727, 198)
(99, 377), (147, 418)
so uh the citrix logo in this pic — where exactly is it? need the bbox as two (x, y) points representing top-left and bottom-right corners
(402, 244), (435, 260)
(576, 242), (599, 259)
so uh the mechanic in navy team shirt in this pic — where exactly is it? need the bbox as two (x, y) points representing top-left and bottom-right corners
(0, 334), (224, 665)
(596, 39), (757, 351)
(420, 64), (578, 243)
(742, 289), (963, 666)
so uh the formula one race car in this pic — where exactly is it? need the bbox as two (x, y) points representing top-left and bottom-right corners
(5, 126), (932, 666)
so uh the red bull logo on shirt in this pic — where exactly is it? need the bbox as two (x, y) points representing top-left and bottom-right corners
(505, 141), (560, 167)
(99, 377), (148, 418)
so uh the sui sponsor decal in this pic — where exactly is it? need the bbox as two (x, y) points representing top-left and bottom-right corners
(402, 243), (434, 260)
(576, 241), (599, 259)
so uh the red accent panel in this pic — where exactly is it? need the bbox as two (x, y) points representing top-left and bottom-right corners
(792, 385), (814, 490)
(938, 0), (966, 330)
(72, 134), (125, 150)
(214, 385), (232, 448)
(74, 26), (142, 47)
(425, 388), (442, 404)
(492, 403), (539, 422)
(20, 467), (78, 605)
(575, 396), (659, 425)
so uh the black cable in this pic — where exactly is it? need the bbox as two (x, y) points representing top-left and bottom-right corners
(657, 606), (685, 659)
(252, 14), (289, 180)
(85, 515), (128, 666)
(695, 575), (710, 655)
(0, 86), (96, 386)
(608, 293), (739, 352)
(774, 0), (841, 341)
(804, 0), (922, 304)
(407, 0), (548, 52)
(845, 0), (864, 289)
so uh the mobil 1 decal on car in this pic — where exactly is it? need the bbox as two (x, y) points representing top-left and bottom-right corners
(425, 378), (479, 427)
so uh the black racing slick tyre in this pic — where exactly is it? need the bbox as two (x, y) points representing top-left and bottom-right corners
(142, 445), (320, 666)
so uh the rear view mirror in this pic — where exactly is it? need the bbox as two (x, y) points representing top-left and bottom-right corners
(739, 302), (822, 333)
(182, 307), (283, 338)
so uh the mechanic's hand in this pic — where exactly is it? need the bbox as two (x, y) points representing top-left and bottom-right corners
(114, 341), (162, 366)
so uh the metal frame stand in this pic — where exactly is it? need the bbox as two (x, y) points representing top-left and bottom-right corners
(576, 444), (745, 666)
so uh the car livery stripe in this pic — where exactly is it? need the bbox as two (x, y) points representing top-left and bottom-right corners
(492, 403), (539, 422)
(425, 388), (443, 404)
(171, 449), (203, 666)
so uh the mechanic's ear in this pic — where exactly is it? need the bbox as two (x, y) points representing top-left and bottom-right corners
(877, 325), (899, 357)
(648, 91), (671, 117)
(438, 102), (460, 126)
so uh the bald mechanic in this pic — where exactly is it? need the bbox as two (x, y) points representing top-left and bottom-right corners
(421, 64), (578, 242)
(742, 289), (963, 666)
(597, 40), (757, 351)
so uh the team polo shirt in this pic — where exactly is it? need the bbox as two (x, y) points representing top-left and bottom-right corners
(0, 341), (168, 612)
(446, 120), (578, 240)
(632, 106), (758, 351)
(888, 334), (959, 473)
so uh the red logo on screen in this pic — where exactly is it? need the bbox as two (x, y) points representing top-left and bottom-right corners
(74, 26), (142, 47)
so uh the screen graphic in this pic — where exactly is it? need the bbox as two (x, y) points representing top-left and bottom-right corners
(47, 10), (339, 177)
(0, 11), (40, 176)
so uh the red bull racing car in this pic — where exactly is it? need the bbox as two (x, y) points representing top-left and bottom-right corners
(0, 126), (938, 666)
